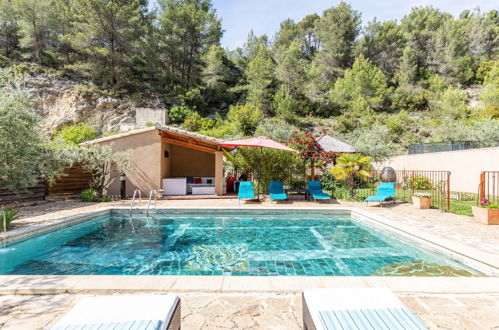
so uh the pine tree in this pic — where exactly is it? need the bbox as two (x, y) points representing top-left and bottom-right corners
(313, 2), (361, 82)
(64, 0), (146, 89)
(245, 43), (274, 109)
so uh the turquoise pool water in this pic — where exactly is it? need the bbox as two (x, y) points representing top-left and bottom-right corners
(0, 210), (483, 276)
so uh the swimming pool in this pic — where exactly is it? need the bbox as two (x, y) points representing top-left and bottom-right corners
(0, 209), (484, 276)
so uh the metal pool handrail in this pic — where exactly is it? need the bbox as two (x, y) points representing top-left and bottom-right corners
(129, 189), (142, 217)
(146, 189), (158, 217)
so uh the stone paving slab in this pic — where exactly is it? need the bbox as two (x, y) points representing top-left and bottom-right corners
(1, 292), (499, 330)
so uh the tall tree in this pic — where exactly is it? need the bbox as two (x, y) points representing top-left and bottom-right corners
(399, 7), (450, 82)
(355, 20), (405, 80)
(202, 44), (228, 87)
(297, 14), (320, 59)
(0, 1), (20, 60)
(331, 55), (390, 115)
(65, 0), (147, 89)
(157, 0), (222, 87)
(12, 0), (59, 64)
(313, 2), (361, 83)
(274, 40), (306, 96)
(245, 43), (274, 109)
(272, 19), (299, 52)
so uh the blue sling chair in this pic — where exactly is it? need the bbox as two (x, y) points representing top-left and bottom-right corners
(365, 182), (396, 206)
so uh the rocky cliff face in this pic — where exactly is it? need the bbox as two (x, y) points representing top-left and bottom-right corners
(25, 74), (164, 135)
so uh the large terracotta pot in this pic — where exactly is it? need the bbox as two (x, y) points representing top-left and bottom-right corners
(472, 206), (499, 225)
(380, 167), (397, 183)
(412, 196), (432, 209)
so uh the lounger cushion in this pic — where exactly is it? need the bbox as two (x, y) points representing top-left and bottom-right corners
(365, 195), (393, 202)
(50, 295), (179, 330)
(310, 191), (331, 199)
(270, 192), (288, 200)
(303, 288), (426, 330)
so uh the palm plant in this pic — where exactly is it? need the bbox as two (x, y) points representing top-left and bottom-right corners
(331, 153), (373, 192)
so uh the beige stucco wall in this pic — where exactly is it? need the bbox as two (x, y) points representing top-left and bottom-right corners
(99, 130), (163, 197)
(379, 147), (499, 193)
(170, 145), (215, 177)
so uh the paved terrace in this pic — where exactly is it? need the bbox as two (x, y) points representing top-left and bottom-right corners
(1, 198), (499, 329)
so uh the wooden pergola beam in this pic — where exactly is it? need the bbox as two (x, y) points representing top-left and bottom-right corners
(161, 137), (217, 154)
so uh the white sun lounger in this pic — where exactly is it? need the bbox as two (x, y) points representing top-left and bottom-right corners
(302, 288), (427, 330)
(50, 295), (180, 330)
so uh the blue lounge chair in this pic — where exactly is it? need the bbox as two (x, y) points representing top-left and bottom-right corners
(238, 181), (255, 203)
(365, 182), (396, 206)
(307, 181), (331, 201)
(269, 181), (288, 201)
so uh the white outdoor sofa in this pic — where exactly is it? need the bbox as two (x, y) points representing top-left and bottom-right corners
(50, 295), (180, 330)
(302, 288), (427, 330)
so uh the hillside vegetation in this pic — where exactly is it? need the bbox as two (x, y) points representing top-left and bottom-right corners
(0, 0), (498, 160)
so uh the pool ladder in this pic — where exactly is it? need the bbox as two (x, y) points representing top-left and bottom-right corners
(129, 189), (142, 217)
(146, 189), (158, 216)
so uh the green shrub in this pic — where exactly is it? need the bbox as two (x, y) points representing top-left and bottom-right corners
(405, 175), (433, 190)
(78, 188), (110, 202)
(55, 123), (96, 145)
(227, 104), (264, 136)
(168, 105), (192, 124)
(182, 111), (215, 132)
(0, 209), (19, 230)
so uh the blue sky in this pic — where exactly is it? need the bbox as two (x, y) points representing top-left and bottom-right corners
(212, 0), (498, 50)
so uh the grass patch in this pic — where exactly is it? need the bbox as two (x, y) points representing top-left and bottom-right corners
(449, 200), (476, 217)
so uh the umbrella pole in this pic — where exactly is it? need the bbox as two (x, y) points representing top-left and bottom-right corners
(257, 147), (262, 201)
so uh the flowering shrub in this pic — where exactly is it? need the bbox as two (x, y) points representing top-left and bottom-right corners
(286, 131), (335, 169)
(414, 192), (432, 198)
(480, 198), (499, 209)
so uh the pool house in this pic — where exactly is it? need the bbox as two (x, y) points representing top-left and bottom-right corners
(81, 126), (229, 197)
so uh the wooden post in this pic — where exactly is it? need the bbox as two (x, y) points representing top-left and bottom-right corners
(411, 172), (415, 196)
(479, 172), (485, 200)
(446, 171), (451, 211)
(310, 160), (315, 181)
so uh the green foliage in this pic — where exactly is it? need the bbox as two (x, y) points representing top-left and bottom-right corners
(272, 87), (295, 122)
(321, 172), (352, 200)
(182, 111), (215, 132)
(0, 71), (74, 191)
(313, 2), (361, 81)
(429, 87), (470, 119)
(331, 153), (373, 191)
(0, 209), (19, 230)
(245, 43), (274, 109)
(55, 123), (96, 145)
(405, 175), (433, 190)
(78, 188), (110, 202)
(168, 105), (193, 124)
(227, 104), (264, 136)
(341, 125), (400, 162)
(237, 147), (298, 194)
(63, 0), (146, 89)
(255, 118), (299, 142)
(76, 144), (131, 197)
(331, 55), (390, 115)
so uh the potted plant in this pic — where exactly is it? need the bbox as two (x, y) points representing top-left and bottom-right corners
(412, 192), (432, 209)
(472, 199), (499, 225)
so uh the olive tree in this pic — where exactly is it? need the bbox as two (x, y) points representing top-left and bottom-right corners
(77, 144), (130, 197)
(0, 71), (72, 191)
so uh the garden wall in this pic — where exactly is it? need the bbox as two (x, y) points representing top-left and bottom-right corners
(0, 179), (46, 206)
(48, 165), (92, 195)
(378, 147), (499, 193)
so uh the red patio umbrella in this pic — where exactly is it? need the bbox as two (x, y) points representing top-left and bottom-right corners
(221, 136), (297, 199)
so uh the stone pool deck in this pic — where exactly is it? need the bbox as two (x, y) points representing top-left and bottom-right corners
(2, 198), (499, 329)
